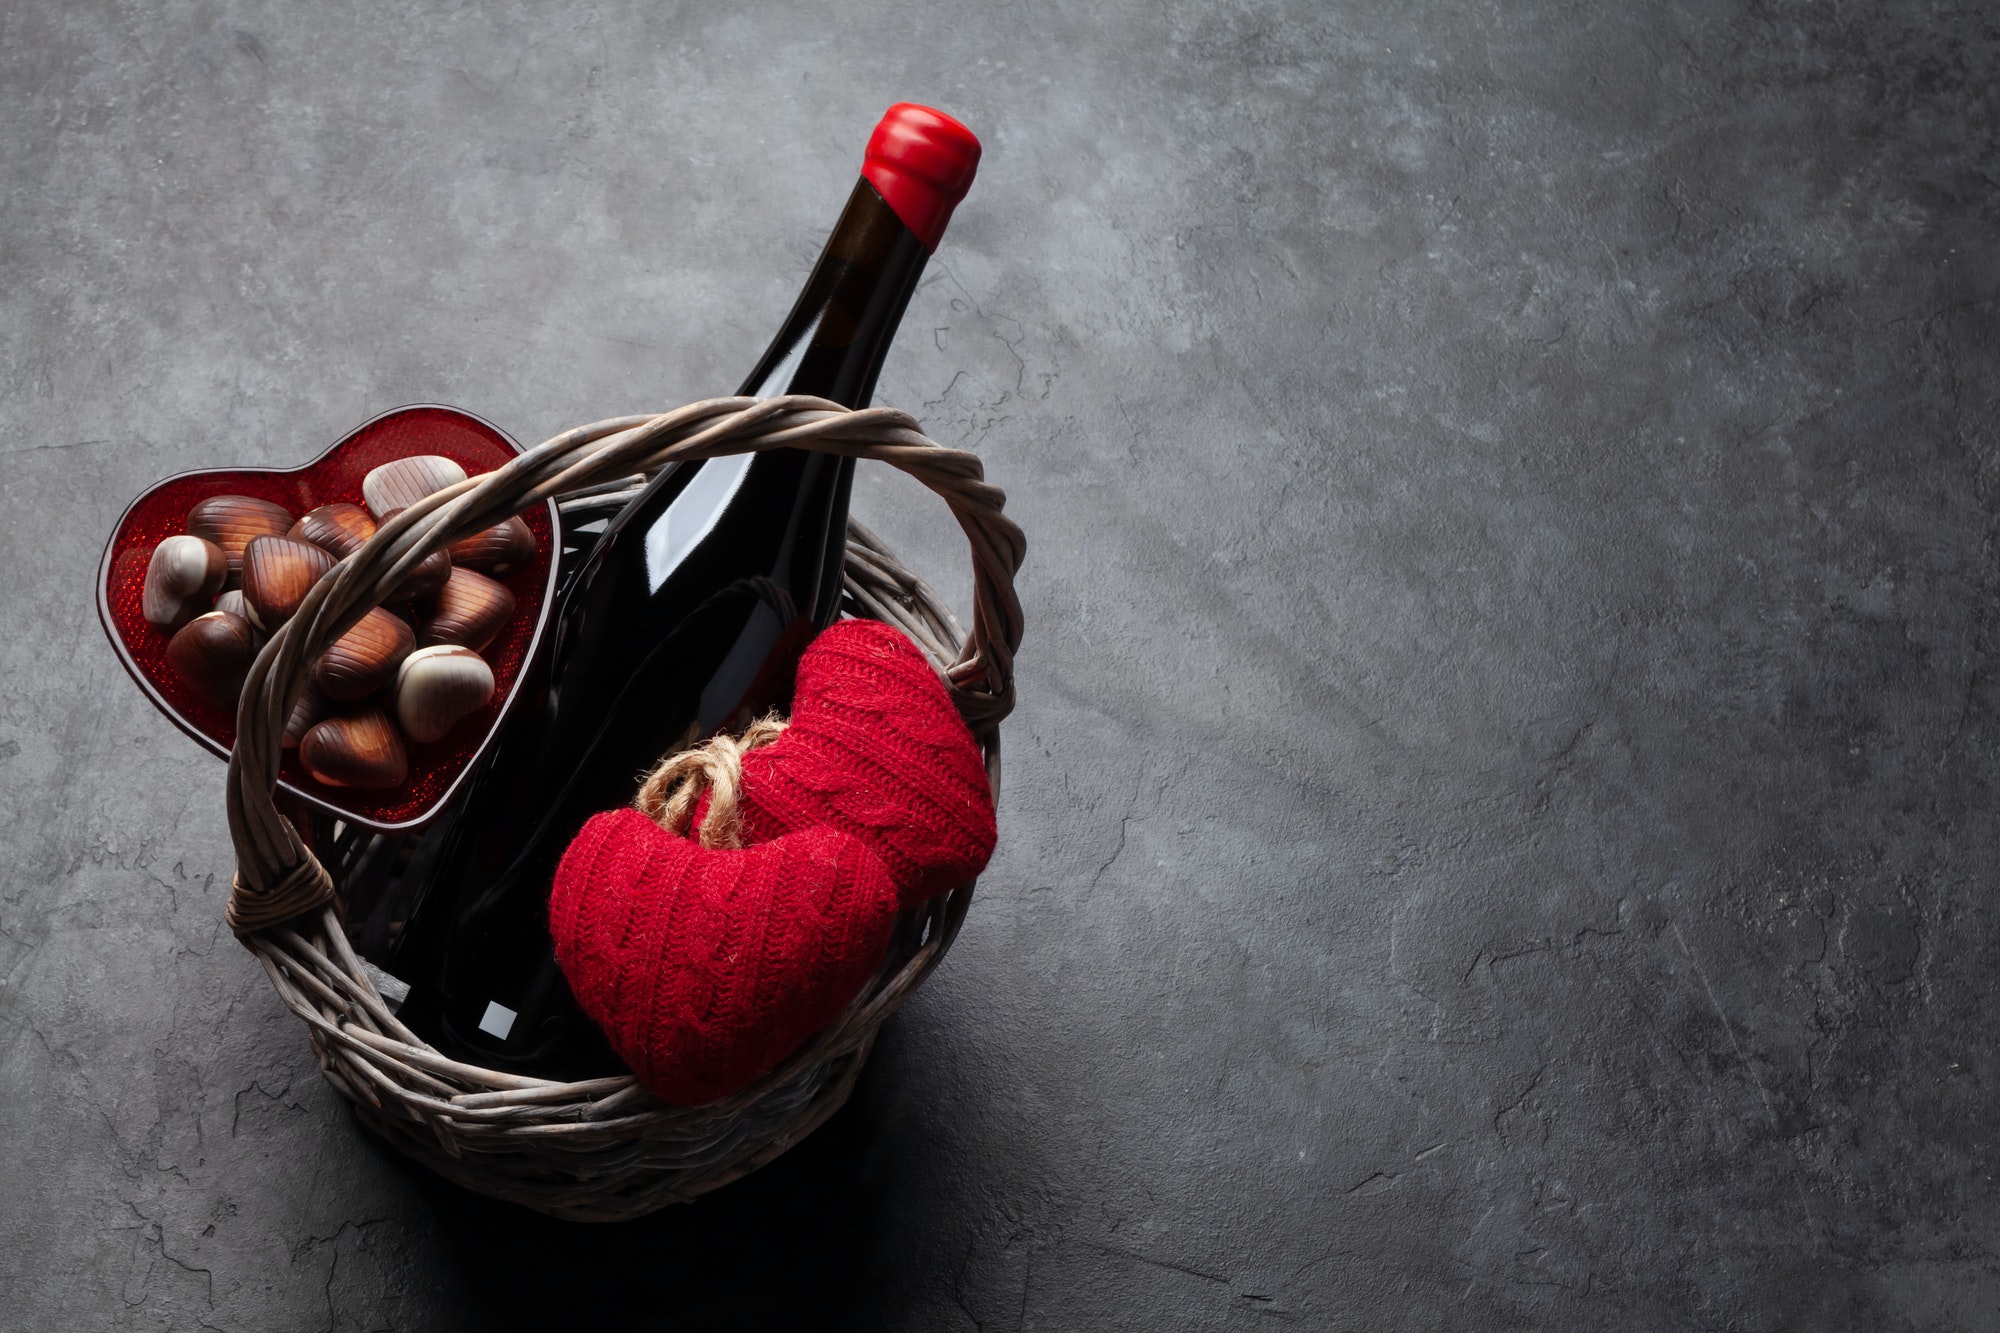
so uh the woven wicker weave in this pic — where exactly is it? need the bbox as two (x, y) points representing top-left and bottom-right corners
(223, 397), (1024, 1221)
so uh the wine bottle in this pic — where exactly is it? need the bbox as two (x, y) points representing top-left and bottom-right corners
(387, 104), (982, 1076)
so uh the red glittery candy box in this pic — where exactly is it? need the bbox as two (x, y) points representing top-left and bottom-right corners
(97, 405), (560, 832)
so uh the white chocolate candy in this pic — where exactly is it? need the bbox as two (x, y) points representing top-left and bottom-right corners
(362, 455), (469, 519)
(142, 534), (227, 629)
(394, 644), (496, 743)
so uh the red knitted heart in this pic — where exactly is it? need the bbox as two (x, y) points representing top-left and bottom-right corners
(551, 618), (995, 1103)
(698, 618), (997, 904)
(551, 808), (899, 1106)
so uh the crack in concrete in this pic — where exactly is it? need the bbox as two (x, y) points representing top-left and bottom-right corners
(1671, 920), (1824, 1247)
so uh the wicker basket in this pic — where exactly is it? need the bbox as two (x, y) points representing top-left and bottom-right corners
(222, 396), (1024, 1221)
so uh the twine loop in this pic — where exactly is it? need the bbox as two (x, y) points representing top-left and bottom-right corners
(635, 714), (789, 849)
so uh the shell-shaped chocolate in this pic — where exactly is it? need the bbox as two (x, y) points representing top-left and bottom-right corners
(375, 507), (453, 601)
(187, 496), (293, 581)
(142, 535), (227, 629)
(312, 607), (416, 702)
(213, 588), (250, 622)
(165, 611), (256, 711)
(398, 550), (452, 602)
(417, 567), (514, 653)
(289, 503), (377, 560)
(446, 517), (538, 576)
(300, 709), (408, 789)
(282, 681), (329, 749)
(241, 536), (336, 631)
(394, 645), (496, 743)
(362, 455), (468, 519)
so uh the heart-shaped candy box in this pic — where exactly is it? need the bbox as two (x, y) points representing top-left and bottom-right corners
(97, 405), (560, 832)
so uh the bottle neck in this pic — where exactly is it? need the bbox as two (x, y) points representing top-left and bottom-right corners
(738, 178), (933, 407)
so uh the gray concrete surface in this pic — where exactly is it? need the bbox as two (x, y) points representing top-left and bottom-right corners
(3, 0), (1997, 1328)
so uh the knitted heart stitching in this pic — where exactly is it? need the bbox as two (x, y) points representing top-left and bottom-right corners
(695, 617), (997, 904)
(551, 807), (900, 1106)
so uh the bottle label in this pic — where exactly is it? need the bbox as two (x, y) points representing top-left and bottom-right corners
(477, 1000), (519, 1041)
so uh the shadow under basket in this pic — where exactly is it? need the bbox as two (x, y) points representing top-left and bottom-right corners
(217, 397), (1024, 1222)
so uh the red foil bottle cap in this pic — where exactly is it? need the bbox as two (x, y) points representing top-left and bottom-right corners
(862, 103), (981, 253)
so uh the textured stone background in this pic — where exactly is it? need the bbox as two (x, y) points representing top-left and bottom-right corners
(3, 1), (1998, 1328)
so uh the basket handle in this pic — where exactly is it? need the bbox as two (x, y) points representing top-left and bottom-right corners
(223, 396), (1026, 936)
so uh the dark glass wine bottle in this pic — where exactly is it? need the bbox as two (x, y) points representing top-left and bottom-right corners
(388, 104), (981, 1076)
